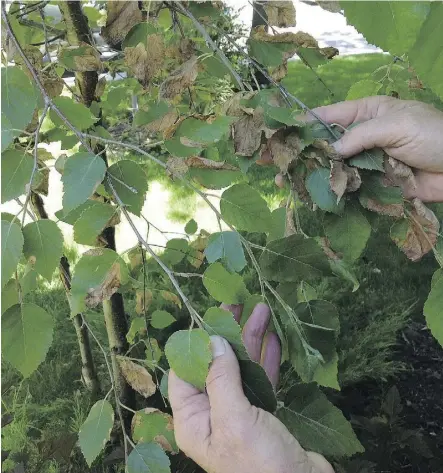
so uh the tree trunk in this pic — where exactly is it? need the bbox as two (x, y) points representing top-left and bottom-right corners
(31, 193), (100, 396)
(58, 1), (136, 431)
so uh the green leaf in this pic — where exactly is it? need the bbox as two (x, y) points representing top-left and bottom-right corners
(151, 310), (176, 329)
(134, 100), (172, 127)
(239, 359), (277, 412)
(62, 152), (107, 214)
(185, 218), (198, 235)
(268, 207), (286, 242)
(240, 294), (264, 327)
(259, 234), (331, 283)
(296, 281), (318, 303)
(306, 168), (345, 215)
(105, 160), (148, 216)
(205, 231), (246, 272)
(265, 106), (305, 127)
(203, 307), (248, 360)
(50, 96), (98, 130)
(248, 38), (295, 68)
(277, 383), (364, 457)
(127, 442), (171, 473)
(359, 173), (403, 214)
(164, 329), (212, 390)
(145, 338), (162, 368)
(132, 409), (178, 453)
(409, 2), (443, 100)
(324, 207), (371, 262)
(180, 116), (236, 147)
(341, 1), (430, 56)
(220, 184), (272, 233)
(1, 220), (24, 288)
(1, 303), (54, 378)
(73, 202), (117, 246)
(423, 268), (443, 347)
(203, 262), (250, 304)
(189, 168), (243, 190)
(122, 22), (159, 48)
(328, 256), (360, 292)
(161, 238), (188, 266)
(55, 200), (96, 225)
(348, 147), (385, 172)
(1, 149), (33, 203)
(1, 66), (37, 151)
(70, 248), (129, 315)
(22, 220), (64, 280)
(127, 317), (147, 343)
(1, 279), (19, 315)
(346, 79), (382, 100)
(164, 118), (203, 157)
(78, 400), (114, 467)
(284, 299), (340, 387)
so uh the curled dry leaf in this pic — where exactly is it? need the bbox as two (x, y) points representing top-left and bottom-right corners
(145, 110), (179, 134)
(385, 156), (417, 194)
(391, 198), (440, 262)
(266, 129), (302, 173)
(185, 156), (239, 171)
(232, 107), (275, 156)
(136, 288), (153, 315)
(124, 35), (165, 86)
(117, 358), (156, 398)
(95, 77), (107, 98)
(166, 156), (189, 178)
(264, 1), (297, 27)
(285, 205), (297, 237)
(330, 161), (362, 201)
(102, 1), (143, 46)
(159, 56), (199, 100)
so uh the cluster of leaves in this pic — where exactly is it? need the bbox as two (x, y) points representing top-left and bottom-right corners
(1, 1), (442, 472)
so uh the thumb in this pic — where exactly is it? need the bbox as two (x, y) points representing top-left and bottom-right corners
(206, 336), (249, 414)
(332, 115), (396, 158)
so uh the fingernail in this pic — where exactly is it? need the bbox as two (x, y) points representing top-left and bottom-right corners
(332, 140), (342, 153)
(210, 336), (226, 358)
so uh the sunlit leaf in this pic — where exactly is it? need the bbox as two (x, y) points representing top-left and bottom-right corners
(203, 262), (250, 304)
(1, 220), (24, 288)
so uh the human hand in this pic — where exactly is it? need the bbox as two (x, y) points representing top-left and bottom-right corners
(309, 96), (443, 203)
(168, 303), (334, 473)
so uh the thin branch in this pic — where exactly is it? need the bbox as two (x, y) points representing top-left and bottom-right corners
(21, 103), (49, 226)
(172, 2), (245, 91)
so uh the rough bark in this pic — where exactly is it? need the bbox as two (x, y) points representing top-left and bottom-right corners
(31, 193), (100, 396)
(58, 1), (136, 431)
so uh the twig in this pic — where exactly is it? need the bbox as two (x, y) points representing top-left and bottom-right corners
(21, 102), (49, 227)
(172, 2), (245, 91)
(38, 5), (50, 62)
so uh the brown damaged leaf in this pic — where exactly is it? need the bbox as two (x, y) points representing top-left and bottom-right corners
(84, 253), (123, 308)
(391, 198), (440, 262)
(264, 1), (296, 27)
(136, 288), (153, 315)
(160, 290), (182, 308)
(330, 161), (362, 201)
(185, 156), (239, 171)
(59, 44), (102, 72)
(124, 35), (165, 86)
(131, 408), (177, 453)
(159, 56), (199, 100)
(166, 156), (189, 179)
(102, 1), (143, 46)
(285, 205), (297, 237)
(385, 156), (417, 194)
(266, 129), (302, 173)
(117, 358), (156, 398)
(232, 107), (275, 156)
(146, 110), (179, 134)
